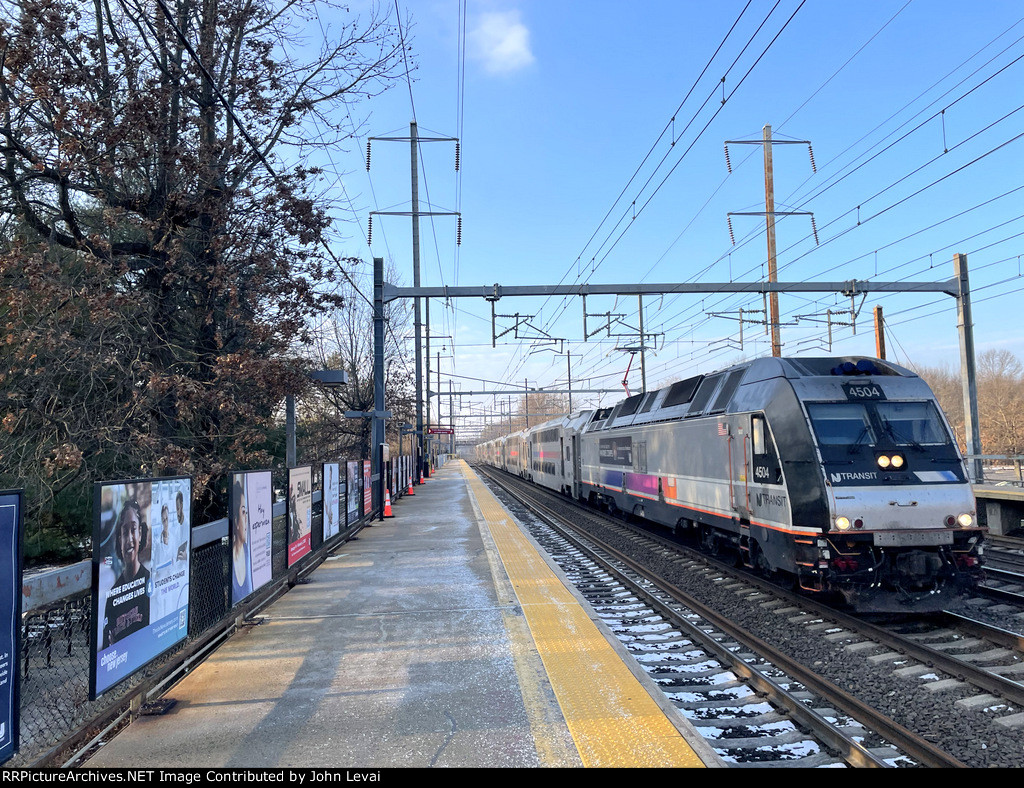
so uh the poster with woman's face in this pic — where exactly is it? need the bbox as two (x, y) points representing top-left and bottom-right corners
(230, 470), (273, 606)
(287, 466), (312, 567)
(91, 477), (191, 699)
(323, 463), (340, 540)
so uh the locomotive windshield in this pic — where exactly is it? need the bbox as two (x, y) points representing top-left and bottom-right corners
(874, 401), (951, 446)
(807, 401), (953, 449)
(805, 403), (876, 446)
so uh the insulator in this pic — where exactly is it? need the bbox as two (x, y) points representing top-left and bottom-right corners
(456, 216), (462, 246)
(724, 144), (732, 173)
(366, 140), (371, 171)
(808, 143), (816, 173)
(727, 216), (735, 245)
(367, 215), (373, 246)
(811, 216), (819, 246)
(454, 141), (460, 172)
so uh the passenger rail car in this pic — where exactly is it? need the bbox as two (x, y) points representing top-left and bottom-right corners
(476, 356), (984, 612)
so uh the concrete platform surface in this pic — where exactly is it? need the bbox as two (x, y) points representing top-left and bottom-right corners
(84, 459), (718, 769)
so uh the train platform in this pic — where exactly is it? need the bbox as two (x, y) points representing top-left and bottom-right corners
(84, 459), (722, 769)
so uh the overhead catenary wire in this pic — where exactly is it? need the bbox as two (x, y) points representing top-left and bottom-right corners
(503, 1), (808, 392)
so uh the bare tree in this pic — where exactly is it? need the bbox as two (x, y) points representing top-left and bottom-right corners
(0, 0), (407, 554)
(297, 262), (416, 464)
(912, 349), (1024, 457)
(977, 349), (1024, 455)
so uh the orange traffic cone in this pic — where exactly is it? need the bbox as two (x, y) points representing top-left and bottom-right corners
(383, 489), (394, 518)
(407, 479), (415, 496)
(420, 470), (425, 484)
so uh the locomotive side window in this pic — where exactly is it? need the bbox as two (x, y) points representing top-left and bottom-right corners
(751, 414), (782, 485)
(752, 416), (766, 455)
(807, 403), (876, 446)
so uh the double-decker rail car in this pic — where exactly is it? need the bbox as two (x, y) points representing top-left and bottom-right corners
(524, 412), (595, 495)
(477, 356), (984, 612)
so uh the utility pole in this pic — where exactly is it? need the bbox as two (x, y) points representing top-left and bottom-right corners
(565, 353), (573, 413)
(373, 256), (387, 518)
(725, 125), (817, 357)
(955, 254), (982, 482)
(874, 306), (886, 360)
(411, 121), (424, 482)
(638, 295), (647, 393)
(763, 124), (781, 357)
(366, 121), (459, 484)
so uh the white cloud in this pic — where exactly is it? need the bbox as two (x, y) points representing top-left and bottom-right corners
(470, 11), (535, 75)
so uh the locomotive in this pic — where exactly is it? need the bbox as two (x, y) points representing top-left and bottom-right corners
(477, 356), (985, 612)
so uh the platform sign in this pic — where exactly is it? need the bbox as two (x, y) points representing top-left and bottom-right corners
(346, 461), (360, 524)
(230, 470), (273, 606)
(0, 491), (22, 764)
(287, 466), (312, 567)
(91, 477), (191, 698)
(323, 463), (340, 540)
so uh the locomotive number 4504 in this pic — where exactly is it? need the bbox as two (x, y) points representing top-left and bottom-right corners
(843, 382), (886, 400)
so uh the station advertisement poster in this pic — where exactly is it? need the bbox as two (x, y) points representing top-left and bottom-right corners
(346, 461), (360, 524)
(0, 491), (22, 764)
(230, 470), (273, 606)
(362, 460), (371, 516)
(91, 477), (191, 698)
(287, 466), (312, 567)
(323, 463), (340, 540)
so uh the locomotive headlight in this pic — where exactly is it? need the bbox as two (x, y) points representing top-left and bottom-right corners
(890, 454), (905, 469)
(877, 455), (891, 469)
(835, 516), (851, 530)
(957, 513), (974, 527)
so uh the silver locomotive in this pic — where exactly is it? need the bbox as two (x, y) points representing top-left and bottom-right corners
(477, 356), (984, 611)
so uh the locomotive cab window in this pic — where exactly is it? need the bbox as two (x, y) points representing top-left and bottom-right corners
(875, 401), (951, 446)
(752, 415), (766, 455)
(807, 403), (876, 446)
(751, 414), (782, 485)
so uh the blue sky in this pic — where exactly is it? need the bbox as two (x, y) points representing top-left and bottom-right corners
(323, 1), (1024, 434)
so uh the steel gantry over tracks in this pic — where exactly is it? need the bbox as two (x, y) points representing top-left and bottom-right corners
(378, 254), (983, 480)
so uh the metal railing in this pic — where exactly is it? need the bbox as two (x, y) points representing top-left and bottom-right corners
(967, 455), (1024, 487)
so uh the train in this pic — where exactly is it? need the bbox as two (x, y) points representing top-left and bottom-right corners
(476, 355), (985, 612)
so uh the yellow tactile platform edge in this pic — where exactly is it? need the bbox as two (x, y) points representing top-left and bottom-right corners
(459, 460), (707, 768)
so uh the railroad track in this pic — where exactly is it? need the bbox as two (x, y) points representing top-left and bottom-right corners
(478, 466), (968, 768)
(968, 534), (1024, 606)
(476, 465), (1024, 768)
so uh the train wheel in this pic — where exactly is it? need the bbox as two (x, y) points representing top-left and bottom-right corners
(700, 524), (719, 556)
(750, 541), (773, 577)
